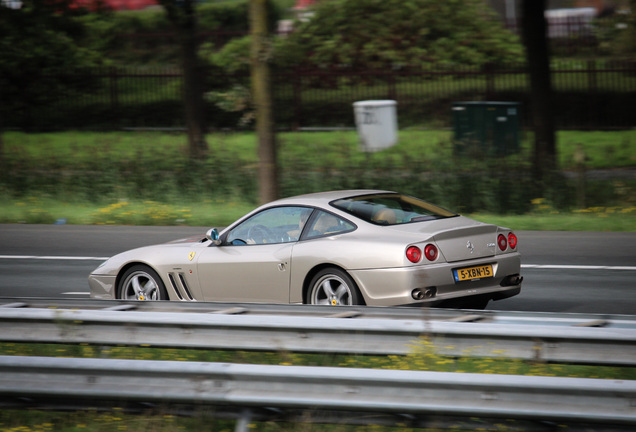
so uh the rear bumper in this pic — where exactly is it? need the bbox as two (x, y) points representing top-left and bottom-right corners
(491, 284), (521, 301)
(349, 253), (522, 307)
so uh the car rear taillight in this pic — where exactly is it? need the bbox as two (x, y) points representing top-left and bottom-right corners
(497, 234), (508, 251)
(508, 232), (518, 249)
(424, 244), (438, 261)
(406, 246), (422, 263)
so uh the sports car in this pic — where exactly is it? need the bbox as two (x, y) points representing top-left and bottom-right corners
(89, 190), (522, 309)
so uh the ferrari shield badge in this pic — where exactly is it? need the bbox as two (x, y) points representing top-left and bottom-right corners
(188, 251), (196, 261)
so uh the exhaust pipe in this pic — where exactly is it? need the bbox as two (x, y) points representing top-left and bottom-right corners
(412, 286), (437, 300)
(501, 275), (523, 287)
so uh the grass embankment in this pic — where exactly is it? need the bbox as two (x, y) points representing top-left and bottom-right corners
(1, 129), (635, 230)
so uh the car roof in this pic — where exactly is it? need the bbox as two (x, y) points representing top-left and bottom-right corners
(268, 189), (395, 207)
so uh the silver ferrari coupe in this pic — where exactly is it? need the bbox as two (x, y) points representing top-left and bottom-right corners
(89, 190), (522, 309)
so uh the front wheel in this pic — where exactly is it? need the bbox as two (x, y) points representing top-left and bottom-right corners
(118, 265), (168, 301)
(308, 268), (364, 306)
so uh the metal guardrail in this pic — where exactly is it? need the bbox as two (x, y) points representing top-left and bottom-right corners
(2, 299), (636, 430)
(1, 299), (635, 365)
(3, 297), (636, 327)
(1, 355), (635, 432)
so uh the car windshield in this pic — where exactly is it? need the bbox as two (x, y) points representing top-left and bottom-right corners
(225, 206), (314, 245)
(331, 193), (458, 226)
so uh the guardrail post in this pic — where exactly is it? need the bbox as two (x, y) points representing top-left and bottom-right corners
(235, 409), (252, 432)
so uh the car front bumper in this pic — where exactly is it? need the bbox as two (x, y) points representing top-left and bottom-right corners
(88, 274), (116, 299)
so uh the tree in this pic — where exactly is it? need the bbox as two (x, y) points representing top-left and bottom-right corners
(208, 0), (523, 203)
(0, 0), (101, 130)
(520, 0), (556, 183)
(276, 0), (523, 70)
(250, 0), (278, 203)
(213, 0), (523, 72)
(156, 0), (208, 160)
(612, 0), (636, 56)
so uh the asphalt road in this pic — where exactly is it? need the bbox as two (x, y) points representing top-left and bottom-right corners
(1, 224), (635, 314)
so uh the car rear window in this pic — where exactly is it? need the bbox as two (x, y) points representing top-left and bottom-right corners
(331, 193), (457, 226)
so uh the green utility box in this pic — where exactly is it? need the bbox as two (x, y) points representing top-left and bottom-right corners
(452, 101), (521, 155)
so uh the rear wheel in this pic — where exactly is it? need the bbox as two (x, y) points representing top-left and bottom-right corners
(118, 265), (168, 301)
(308, 268), (364, 306)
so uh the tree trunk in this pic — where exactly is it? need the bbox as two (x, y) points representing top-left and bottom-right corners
(250, 0), (278, 204)
(0, 131), (4, 178)
(521, 0), (556, 182)
(181, 29), (207, 160)
(159, 0), (208, 160)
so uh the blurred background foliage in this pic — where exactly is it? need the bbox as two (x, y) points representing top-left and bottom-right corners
(2, 130), (635, 223)
(1, 0), (635, 224)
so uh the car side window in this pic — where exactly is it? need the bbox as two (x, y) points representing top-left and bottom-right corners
(225, 206), (313, 245)
(305, 211), (355, 239)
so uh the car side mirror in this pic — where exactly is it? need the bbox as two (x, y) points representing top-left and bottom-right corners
(206, 228), (222, 246)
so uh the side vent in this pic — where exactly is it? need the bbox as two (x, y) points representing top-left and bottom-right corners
(178, 273), (195, 300)
(167, 273), (183, 300)
(167, 272), (195, 301)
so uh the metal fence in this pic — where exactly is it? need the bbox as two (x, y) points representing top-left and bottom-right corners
(2, 61), (635, 131)
(2, 299), (636, 431)
(2, 355), (635, 432)
(0, 299), (636, 432)
(1, 302), (636, 365)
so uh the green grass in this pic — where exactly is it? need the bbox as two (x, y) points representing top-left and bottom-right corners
(556, 130), (636, 169)
(1, 197), (254, 226)
(472, 210), (636, 232)
(0, 409), (227, 432)
(3, 197), (635, 231)
(5, 129), (635, 169)
(3, 340), (634, 379)
(2, 129), (636, 230)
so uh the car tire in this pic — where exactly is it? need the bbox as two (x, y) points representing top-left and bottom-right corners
(308, 268), (364, 306)
(118, 265), (168, 301)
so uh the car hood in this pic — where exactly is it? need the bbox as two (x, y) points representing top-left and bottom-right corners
(91, 236), (209, 276)
(165, 235), (207, 244)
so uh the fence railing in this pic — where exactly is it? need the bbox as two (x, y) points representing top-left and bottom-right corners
(2, 61), (635, 131)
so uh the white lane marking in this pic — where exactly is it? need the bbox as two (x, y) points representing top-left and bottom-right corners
(0, 255), (109, 261)
(522, 264), (636, 271)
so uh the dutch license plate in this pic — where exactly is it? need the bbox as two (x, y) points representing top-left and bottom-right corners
(453, 264), (493, 282)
